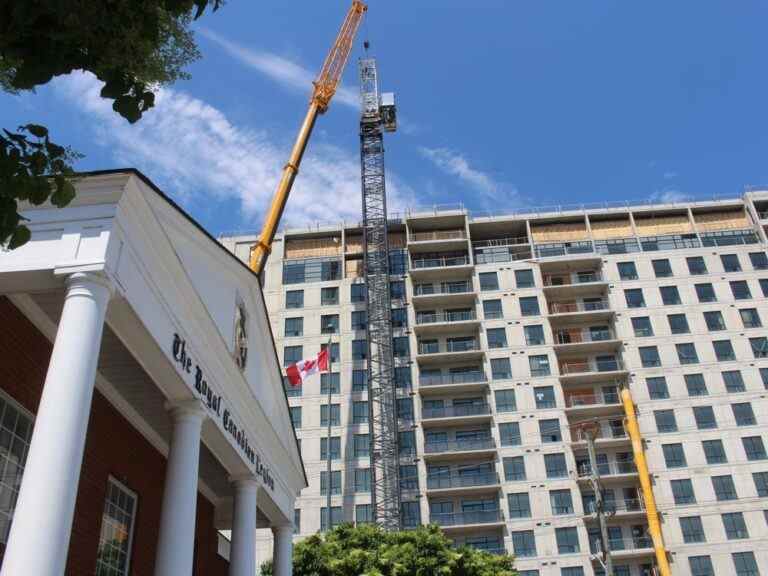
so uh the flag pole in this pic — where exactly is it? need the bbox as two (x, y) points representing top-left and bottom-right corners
(325, 334), (332, 530)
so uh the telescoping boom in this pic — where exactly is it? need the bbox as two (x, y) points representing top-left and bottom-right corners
(249, 0), (367, 274)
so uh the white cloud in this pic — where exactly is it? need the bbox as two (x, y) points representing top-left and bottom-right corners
(53, 71), (413, 229)
(649, 188), (692, 204)
(418, 146), (519, 208)
(198, 28), (360, 109)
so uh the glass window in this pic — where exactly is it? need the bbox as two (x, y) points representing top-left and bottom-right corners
(723, 370), (746, 393)
(625, 288), (645, 308)
(285, 290), (304, 309)
(676, 343), (699, 365)
(499, 422), (521, 446)
(95, 478), (138, 576)
(685, 373), (708, 396)
(733, 403), (756, 426)
(320, 404), (340, 427)
(399, 431), (416, 457)
(668, 314), (689, 334)
(504, 456), (526, 481)
(743, 436), (767, 461)
(550, 489), (574, 515)
(396, 398), (413, 422)
(392, 336), (410, 358)
(693, 406), (717, 430)
(660, 285), (681, 305)
(713, 340), (736, 361)
(486, 328), (507, 349)
(320, 373), (340, 396)
(687, 256), (708, 275)
(320, 506), (343, 531)
(680, 516), (706, 543)
(733, 552), (759, 576)
(511, 530), (537, 557)
(647, 377), (670, 399)
(353, 434), (370, 458)
(544, 453), (568, 478)
(740, 308), (762, 328)
(762, 278), (768, 297)
(731, 280), (752, 300)
(519, 296), (540, 316)
(283, 258), (341, 285)
(515, 269), (535, 288)
(350, 283), (366, 303)
(352, 339), (367, 360)
(703, 310), (726, 331)
(352, 401), (368, 424)
(753, 471), (768, 497)
(617, 262), (638, 280)
(294, 509), (300, 534)
(721, 254), (742, 272)
(539, 419), (562, 443)
(561, 569), (584, 576)
(390, 280), (405, 300)
(321, 342), (340, 363)
(321, 314), (339, 334)
(722, 512), (749, 540)
(631, 316), (653, 337)
(394, 367), (412, 389)
(762, 367), (768, 389)
(524, 325), (545, 345)
(671, 478), (696, 504)
(400, 501), (421, 528)
(639, 346), (661, 367)
(353, 468), (371, 493)
(703, 439), (727, 464)
(320, 437), (341, 460)
(529, 355), (550, 377)
(491, 358), (512, 380)
(479, 272), (499, 291)
(283, 345), (303, 367)
(355, 504), (373, 524)
(750, 251), (768, 270)
(652, 259), (673, 278)
(400, 465), (418, 490)
(655, 409), (677, 433)
(750, 337), (768, 358)
(391, 307), (408, 328)
(351, 310), (367, 331)
(289, 407), (302, 428)
(534, 386), (556, 409)
(507, 492), (531, 518)
(321, 286), (339, 305)
(389, 249), (408, 275)
(663, 443), (687, 468)
(495, 389), (516, 412)
(555, 527), (580, 553)
(483, 299), (503, 320)
(689, 556), (715, 576)
(712, 475), (738, 500)
(695, 283), (717, 303)
(320, 470), (342, 495)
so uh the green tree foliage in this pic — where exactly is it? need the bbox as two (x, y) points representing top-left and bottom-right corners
(0, 0), (222, 247)
(260, 524), (518, 576)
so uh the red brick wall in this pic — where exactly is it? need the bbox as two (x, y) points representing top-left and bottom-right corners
(0, 297), (229, 576)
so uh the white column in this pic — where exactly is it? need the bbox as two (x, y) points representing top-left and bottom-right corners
(154, 401), (206, 576)
(272, 525), (294, 576)
(1, 272), (112, 576)
(228, 477), (258, 576)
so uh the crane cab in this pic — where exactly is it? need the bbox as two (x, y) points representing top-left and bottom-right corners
(380, 92), (397, 132)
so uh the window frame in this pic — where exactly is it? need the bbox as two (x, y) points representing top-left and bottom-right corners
(95, 477), (138, 576)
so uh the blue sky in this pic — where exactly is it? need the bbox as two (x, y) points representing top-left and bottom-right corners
(3, 1), (768, 236)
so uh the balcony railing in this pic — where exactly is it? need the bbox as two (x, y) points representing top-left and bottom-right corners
(584, 498), (644, 515)
(412, 255), (470, 269)
(565, 391), (621, 408)
(410, 230), (467, 242)
(543, 271), (604, 286)
(555, 328), (614, 345)
(699, 229), (759, 247)
(570, 424), (628, 442)
(447, 340), (480, 352)
(559, 358), (624, 375)
(430, 509), (503, 527)
(416, 310), (477, 325)
(548, 300), (611, 314)
(535, 241), (594, 259)
(419, 372), (487, 386)
(424, 437), (495, 454)
(414, 281), (473, 296)
(472, 237), (529, 249)
(427, 472), (499, 490)
(423, 403), (491, 419)
(595, 537), (653, 553)
(577, 461), (636, 477)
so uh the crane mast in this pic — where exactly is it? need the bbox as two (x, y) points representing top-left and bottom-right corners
(359, 57), (400, 531)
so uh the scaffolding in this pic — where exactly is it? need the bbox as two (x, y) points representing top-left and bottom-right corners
(359, 57), (401, 530)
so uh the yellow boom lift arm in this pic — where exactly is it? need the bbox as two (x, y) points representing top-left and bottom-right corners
(249, 0), (367, 274)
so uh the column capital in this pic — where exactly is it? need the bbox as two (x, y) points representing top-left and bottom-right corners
(229, 474), (259, 491)
(272, 524), (293, 536)
(59, 270), (115, 296)
(164, 399), (207, 424)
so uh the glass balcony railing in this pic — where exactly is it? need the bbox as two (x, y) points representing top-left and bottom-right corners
(555, 328), (614, 345)
(412, 255), (470, 269)
(559, 358), (624, 375)
(424, 437), (495, 454)
(570, 424), (628, 442)
(534, 241), (594, 259)
(584, 498), (644, 515)
(548, 300), (611, 314)
(565, 391), (621, 408)
(430, 509), (503, 527)
(422, 403), (490, 419)
(543, 271), (604, 286)
(427, 472), (499, 490)
(577, 461), (636, 477)
(414, 281), (473, 296)
(410, 230), (467, 242)
(595, 537), (653, 553)
(416, 310), (477, 325)
(447, 340), (480, 353)
(419, 372), (487, 386)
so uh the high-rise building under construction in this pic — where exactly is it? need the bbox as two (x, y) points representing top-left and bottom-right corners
(221, 191), (768, 576)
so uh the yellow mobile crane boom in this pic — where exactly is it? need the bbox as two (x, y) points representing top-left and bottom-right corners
(249, 0), (367, 274)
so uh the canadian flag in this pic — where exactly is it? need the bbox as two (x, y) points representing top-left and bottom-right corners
(286, 348), (329, 386)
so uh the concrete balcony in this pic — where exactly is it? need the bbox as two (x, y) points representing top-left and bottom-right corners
(564, 390), (623, 417)
(583, 498), (646, 521)
(558, 358), (628, 385)
(430, 509), (505, 531)
(416, 341), (484, 365)
(570, 422), (630, 448)
(594, 537), (654, 560)
(547, 299), (614, 323)
(472, 237), (532, 265)
(408, 230), (468, 252)
(414, 310), (481, 335)
(421, 403), (492, 428)
(426, 472), (501, 496)
(553, 328), (622, 355)
(412, 281), (475, 306)
(410, 255), (473, 280)
(542, 271), (608, 298)
(418, 372), (489, 396)
(423, 438), (496, 461)
(576, 461), (638, 483)
(534, 240), (597, 260)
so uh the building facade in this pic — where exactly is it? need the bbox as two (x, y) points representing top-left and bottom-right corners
(222, 192), (768, 576)
(0, 170), (306, 576)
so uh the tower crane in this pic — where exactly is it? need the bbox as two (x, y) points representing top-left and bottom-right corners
(248, 0), (367, 275)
